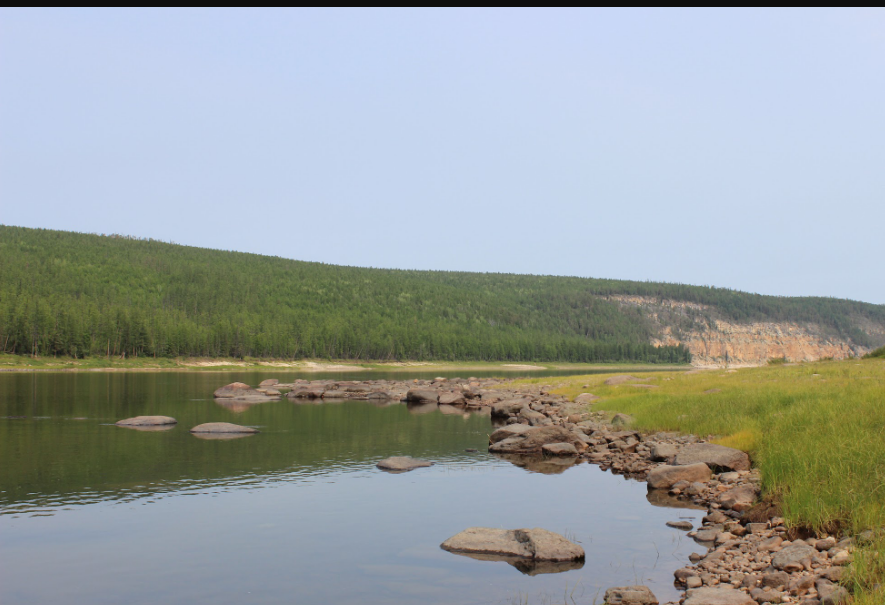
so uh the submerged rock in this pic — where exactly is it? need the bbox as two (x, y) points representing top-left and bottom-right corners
(488, 426), (581, 454)
(405, 389), (439, 403)
(603, 585), (659, 605)
(115, 415), (177, 426)
(683, 586), (754, 605)
(441, 527), (584, 561)
(190, 422), (258, 434)
(376, 456), (433, 472)
(444, 550), (583, 575)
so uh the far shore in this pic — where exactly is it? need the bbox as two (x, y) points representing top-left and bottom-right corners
(0, 354), (692, 374)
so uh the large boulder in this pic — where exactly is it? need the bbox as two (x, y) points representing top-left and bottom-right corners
(489, 424), (535, 444)
(491, 398), (528, 417)
(405, 389), (439, 404)
(673, 443), (750, 471)
(441, 527), (584, 561)
(542, 442), (578, 456)
(488, 426), (581, 454)
(190, 422), (258, 434)
(772, 543), (817, 571)
(438, 392), (466, 405)
(718, 484), (759, 510)
(603, 586), (659, 605)
(376, 456), (433, 472)
(115, 415), (177, 426)
(683, 587), (754, 605)
(647, 463), (712, 489)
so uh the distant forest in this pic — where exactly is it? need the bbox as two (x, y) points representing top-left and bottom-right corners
(1, 226), (882, 363)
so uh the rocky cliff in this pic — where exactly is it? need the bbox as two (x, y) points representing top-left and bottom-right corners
(608, 296), (885, 367)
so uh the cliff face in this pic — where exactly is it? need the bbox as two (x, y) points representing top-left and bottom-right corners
(609, 296), (882, 367)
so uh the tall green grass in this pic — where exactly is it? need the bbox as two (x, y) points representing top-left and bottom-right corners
(516, 359), (885, 602)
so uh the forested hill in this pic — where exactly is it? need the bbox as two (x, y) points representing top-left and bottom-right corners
(1, 226), (883, 363)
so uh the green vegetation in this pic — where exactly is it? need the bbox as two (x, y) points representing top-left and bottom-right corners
(864, 345), (885, 359)
(1, 225), (882, 363)
(516, 358), (885, 603)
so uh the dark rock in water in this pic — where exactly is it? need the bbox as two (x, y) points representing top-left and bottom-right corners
(405, 389), (439, 403)
(116, 416), (177, 427)
(673, 443), (750, 472)
(191, 432), (255, 441)
(376, 456), (433, 472)
(489, 424), (534, 444)
(603, 585), (659, 605)
(666, 520), (694, 531)
(190, 422), (259, 434)
(438, 391), (466, 405)
(441, 527), (584, 561)
(464, 448), (478, 453)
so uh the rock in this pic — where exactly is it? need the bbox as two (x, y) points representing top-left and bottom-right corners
(489, 424), (535, 443)
(258, 379), (279, 387)
(611, 413), (634, 426)
(673, 443), (750, 471)
(603, 585), (658, 605)
(815, 537), (837, 551)
(542, 442), (578, 456)
(440, 527), (584, 561)
(190, 422), (258, 434)
(115, 415), (177, 426)
(695, 525), (724, 543)
(488, 426), (581, 454)
(718, 484), (758, 509)
(666, 520), (693, 530)
(682, 586), (755, 605)
(438, 392), (466, 405)
(651, 443), (678, 461)
(816, 579), (849, 605)
(376, 456), (433, 472)
(574, 393), (599, 405)
(772, 543), (817, 571)
(647, 463), (712, 489)
(491, 398), (527, 417)
(761, 571), (790, 588)
(405, 389), (439, 403)
(213, 382), (278, 401)
(519, 407), (551, 426)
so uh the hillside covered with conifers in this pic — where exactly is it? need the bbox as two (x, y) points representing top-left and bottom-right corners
(1, 225), (883, 363)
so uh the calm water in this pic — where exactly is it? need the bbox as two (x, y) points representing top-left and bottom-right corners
(0, 372), (699, 604)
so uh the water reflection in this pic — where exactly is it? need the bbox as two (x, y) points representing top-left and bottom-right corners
(492, 453), (581, 475)
(445, 551), (586, 576)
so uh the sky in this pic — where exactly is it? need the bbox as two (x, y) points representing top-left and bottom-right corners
(1, 8), (883, 304)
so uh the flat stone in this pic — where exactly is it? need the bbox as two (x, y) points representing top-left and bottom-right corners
(651, 443), (678, 461)
(258, 379), (279, 387)
(666, 520), (693, 531)
(647, 463), (712, 489)
(683, 586), (755, 605)
(673, 443), (750, 471)
(115, 415), (177, 426)
(603, 585), (658, 605)
(491, 398), (527, 417)
(542, 442), (578, 456)
(376, 456), (433, 472)
(772, 543), (817, 571)
(441, 527), (584, 561)
(488, 426), (580, 454)
(489, 424), (535, 444)
(189, 422), (258, 434)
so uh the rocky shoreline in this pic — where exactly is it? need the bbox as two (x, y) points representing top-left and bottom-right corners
(214, 376), (853, 605)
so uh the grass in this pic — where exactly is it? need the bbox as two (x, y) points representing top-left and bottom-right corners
(513, 358), (885, 603)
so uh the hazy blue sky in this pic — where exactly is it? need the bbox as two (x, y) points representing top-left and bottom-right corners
(2, 8), (883, 303)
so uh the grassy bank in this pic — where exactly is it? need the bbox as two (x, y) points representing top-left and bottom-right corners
(516, 358), (885, 603)
(0, 353), (688, 373)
